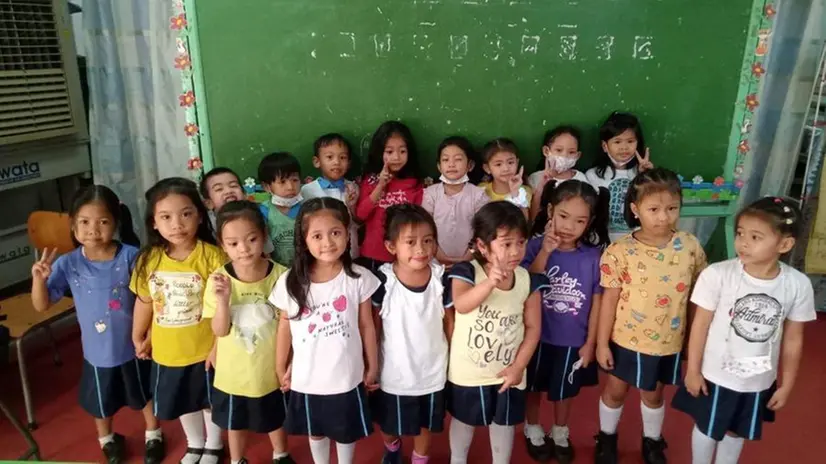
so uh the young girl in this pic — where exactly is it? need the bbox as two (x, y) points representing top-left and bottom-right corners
(422, 136), (489, 266)
(30, 185), (162, 464)
(595, 168), (706, 464)
(445, 201), (547, 464)
(371, 204), (449, 464)
(478, 138), (532, 218)
(521, 180), (608, 463)
(203, 201), (294, 464)
(356, 120), (423, 272)
(528, 126), (589, 222)
(672, 197), (815, 464)
(130, 178), (227, 464)
(270, 197), (380, 464)
(585, 112), (655, 242)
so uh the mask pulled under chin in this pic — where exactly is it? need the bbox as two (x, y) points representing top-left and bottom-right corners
(608, 153), (631, 169)
(271, 193), (303, 208)
(440, 174), (469, 185)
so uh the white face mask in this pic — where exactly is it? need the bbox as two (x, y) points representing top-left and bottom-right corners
(440, 174), (469, 185)
(271, 192), (303, 208)
(549, 155), (577, 173)
(607, 153), (631, 169)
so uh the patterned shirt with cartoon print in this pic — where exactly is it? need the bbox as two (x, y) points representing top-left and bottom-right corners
(599, 231), (707, 356)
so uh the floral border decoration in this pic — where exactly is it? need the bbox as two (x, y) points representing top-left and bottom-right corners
(171, 2), (203, 178)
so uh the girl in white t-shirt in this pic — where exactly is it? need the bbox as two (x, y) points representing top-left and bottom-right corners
(270, 197), (380, 464)
(585, 112), (654, 242)
(673, 197), (816, 464)
(527, 125), (589, 222)
(371, 204), (449, 464)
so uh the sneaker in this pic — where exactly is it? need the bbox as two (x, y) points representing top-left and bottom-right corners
(273, 455), (296, 464)
(381, 445), (402, 464)
(642, 436), (668, 464)
(594, 431), (618, 464)
(524, 426), (553, 462)
(551, 439), (574, 464)
(102, 434), (126, 464)
(144, 436), (165, 464)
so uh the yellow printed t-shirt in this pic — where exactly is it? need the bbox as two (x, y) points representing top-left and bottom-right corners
(203, 261), (287, 397)
(129, 241), (226, 367)
(600, 231), (707, 356)
(478, 182), (533, 204)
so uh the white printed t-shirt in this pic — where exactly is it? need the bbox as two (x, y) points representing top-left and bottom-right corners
(585, 166), (637, 242)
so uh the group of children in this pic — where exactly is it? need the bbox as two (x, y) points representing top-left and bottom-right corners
(28, 112), (816, 464)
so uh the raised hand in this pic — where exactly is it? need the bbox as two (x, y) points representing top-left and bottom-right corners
(31, 248), (57, 281)
(211, 273), (231, 304)
(487, 252), (508, 287)
(378, 163), (393, 186)
(636, 148), (654, 171)
(508, 166), (524, 196)
(542, 219), (561, 253)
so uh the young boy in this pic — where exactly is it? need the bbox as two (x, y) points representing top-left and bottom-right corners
(300, 133), (360, 257)
(258, 153), (302, 267)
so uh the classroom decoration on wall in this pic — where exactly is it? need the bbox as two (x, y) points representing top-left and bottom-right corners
(171, 1), (204, 179)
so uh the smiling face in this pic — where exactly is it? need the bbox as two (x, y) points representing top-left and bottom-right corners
(314, 141), (351, 181)
(205, 172), (245, 211)
(386, 222), (437, 272)
(304, 210), (349, 264)
(73, 202), (116, 249)
(483, 151), (519, 184)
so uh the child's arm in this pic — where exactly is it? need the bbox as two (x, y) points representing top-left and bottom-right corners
(684, 306), (714, 396)
(529, 183), (545, 222)
(207, 274), (232, 337)
(596, 287), (620, 369)
(358, 299), (380, 391)
(767, 321), (805, 410)
(275, 311), (293, 392)
(497, 290), (541, 392)
(132, 297), (153, 359)
(30, 248), (60, 312)
(579, 293), (601, 367)
(443, 307), (455, 346)
(451, 276), (497, 314)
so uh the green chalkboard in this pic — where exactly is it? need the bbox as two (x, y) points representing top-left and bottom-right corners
(193, 0), (753, 181)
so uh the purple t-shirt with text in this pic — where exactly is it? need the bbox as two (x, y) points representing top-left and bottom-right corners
(521, 237), (602, 347)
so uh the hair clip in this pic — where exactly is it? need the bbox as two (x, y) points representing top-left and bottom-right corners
(774, 198), (782, 204)
(786, 218), (794, 225)
(783, 206), (791, 213)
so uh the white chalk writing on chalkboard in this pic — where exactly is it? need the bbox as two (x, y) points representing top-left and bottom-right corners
(339, 32), (356, 58)
(450, 35), (469, 60)
(560, 35), (578, 60)
(483, 33), (502, 61)
(413, 34), (433, 60)
(597, 35), (615, 60)
(521, 35), (540, 54)
(373, 33), (392, 57)
(633, 36), (654, 60)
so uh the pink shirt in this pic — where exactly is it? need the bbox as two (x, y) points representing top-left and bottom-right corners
(356, 175), (423, 262)
(422, 183), (489, 259)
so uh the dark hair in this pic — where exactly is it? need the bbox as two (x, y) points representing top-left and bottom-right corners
(534, 125), (582, 172)
(313, 133), (352, 158)
(258, 152), (301, 185)
(134, 177), (215, 284)
(215, 200), (267, 243)
(737, 197), (803, 239)
(286, 197), (359, 313)
(365, 120), (420, 180)
(531, 180), (609, 248)
(470, 201), (529, 265)
(481, 137), (519, 164)
(69, 185), (140, 247)
(623, 167), (682, 229)
(383, 203), (438, 244)
(199, 167), (241, 199)
(437, 135), (484, 184)
(593, 112), (647, 179)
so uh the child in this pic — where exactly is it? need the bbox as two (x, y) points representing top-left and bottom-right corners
(356, 120), (423, 272)
(445, 201), (547, 464)
(478, 138), (532, 219)
(30, 185), (162, 464)
(270, 197), (380, 464)
(528, 126), (589, 221)
(594, 168), (706, 464)
(200, 167), (273, 255)
(585, 112), (655, 242)
(300, 133), (361, 257)
(203, 200), (294, 464)
(672, 197), (816, 464)
(422, 136), (488, 266)
(371, 204), (449, 464)
(521, 180), (608, 463)
(130, 178), (227, 464)
(259, 152), (303, 267)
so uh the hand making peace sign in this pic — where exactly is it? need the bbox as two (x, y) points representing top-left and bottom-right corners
(31, 248), (58, 281)
(636, 148), (654, 172)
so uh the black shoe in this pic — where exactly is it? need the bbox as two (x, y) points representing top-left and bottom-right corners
(273, 455), (296, 464)
(525, 433), (553, 462)
(551, 439), (574, 464)
(144, 436), (165, 464)
(642, 436), (668, 464)
(179, 447), (203, 464)
(594, 431), (618, 464)
(102, 433), (126, 464)
(237, 459), (248, 464)
(200, 447), (225, 464)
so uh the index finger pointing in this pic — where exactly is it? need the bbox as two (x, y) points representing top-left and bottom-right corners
(644, 147), (651, 160)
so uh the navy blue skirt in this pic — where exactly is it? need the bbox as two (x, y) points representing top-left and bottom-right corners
(371, 389), (446, 436)
(211, 387), (287, 433)
(285, 384), (372, 444)
(150, 361), (213, 420)
(79, 358), (152, 419)
(672, 379), (776, 441)
(605, 341), (682, 392)
(526, 342), (599, 401)
(447, 383), (525, 427)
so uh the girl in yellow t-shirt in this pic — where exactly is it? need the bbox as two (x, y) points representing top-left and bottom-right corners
(478, 138), (533, 219)
(130, 178), (227, 464)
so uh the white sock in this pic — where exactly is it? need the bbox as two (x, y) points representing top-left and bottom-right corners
(231, 460), (242, 464)
(145, 428), (163, 443)
(309, 437), (331, 464)
(489, 423), (515, 464)
(598, 398), (623, 434)
(524, 423), (545, 446)
(691, 426), (716, 464)
(551, 425), (570, 447)
(203, 410), (224, 450)
(715, 434), (745, 464)
(98, 433), (114, 448)
(641, 402), (665, 439)
(449, 419), (475, 464)
(335, 442), (355, 464)
(273, 451), (289, 459)
(179, 411), (206, 449)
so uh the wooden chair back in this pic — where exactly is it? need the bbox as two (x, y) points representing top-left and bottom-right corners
(27, 211), (76, 256)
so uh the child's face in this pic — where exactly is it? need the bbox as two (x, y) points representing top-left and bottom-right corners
(483, 151), (519, 183)
(735, 215), (794, 267)
(383, 134), (408, 174)
(305, 210), (349, 264)
(314, 141), (351, 181)
(543, 133), (581, 165)
(477, 227), (527, 271)
(265, 173), (301, 198)
(630, 190), (681, 234)
(549, 196), (591, 248)
(73, 202), (116, 249)
(220, 217), (266, 266)
(438, 145), (471, 181)
(205, 173), (244, 211)
(385, 223), (437, 271)
(153, 193), (200, 246)
(602, 129), (638, 167)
